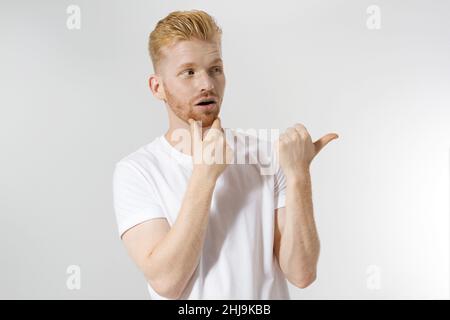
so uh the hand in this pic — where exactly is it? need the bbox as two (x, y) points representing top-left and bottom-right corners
(276, 123), (338, 176)
(188, 117), (234, 180)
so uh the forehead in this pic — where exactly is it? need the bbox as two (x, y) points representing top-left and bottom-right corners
(160, 38), (222, 68)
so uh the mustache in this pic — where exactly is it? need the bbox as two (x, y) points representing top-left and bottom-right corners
(191, 92), (219, 104)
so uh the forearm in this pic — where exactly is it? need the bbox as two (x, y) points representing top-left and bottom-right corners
(280, 170), (320, 285)
(146, 168), (217, 297)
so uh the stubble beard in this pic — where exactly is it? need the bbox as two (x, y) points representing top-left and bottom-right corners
(165, 86), (220, 128)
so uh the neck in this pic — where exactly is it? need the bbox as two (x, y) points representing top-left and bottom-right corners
(164, 107), (214, 157)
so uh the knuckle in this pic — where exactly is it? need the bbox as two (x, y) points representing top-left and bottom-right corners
(294, 123), (305, 130)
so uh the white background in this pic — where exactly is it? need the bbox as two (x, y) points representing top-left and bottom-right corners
(0, 0), (449, 299)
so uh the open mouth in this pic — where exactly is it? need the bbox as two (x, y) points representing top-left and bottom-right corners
(196, 100), (216, 106)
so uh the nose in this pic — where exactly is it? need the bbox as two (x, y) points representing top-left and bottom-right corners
(197, 71), (215, 92)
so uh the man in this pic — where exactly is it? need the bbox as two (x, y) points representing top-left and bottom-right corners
(113, 10), (338, 299)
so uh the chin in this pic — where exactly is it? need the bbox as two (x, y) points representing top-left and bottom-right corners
(203, 116), (219, 127)
(193, 113), (220, 127)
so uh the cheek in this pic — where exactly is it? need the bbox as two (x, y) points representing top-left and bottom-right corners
(171, 83), (194, 103)
(215, 76), (226, 94)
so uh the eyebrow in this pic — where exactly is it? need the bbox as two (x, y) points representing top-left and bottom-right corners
(176, 58), (223, 71)
(177, 62), (196, 71)
(209, 58), (223, 65)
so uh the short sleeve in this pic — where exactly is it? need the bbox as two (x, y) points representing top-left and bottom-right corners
(274, 163), (287, 210)
(113, 162), (166, 238)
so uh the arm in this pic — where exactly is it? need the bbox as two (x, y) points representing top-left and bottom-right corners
(273, 123), (338, 288)
(123, 168), (217, 299)
(122, 117), (232, 299)
(274, 169), (320, 288)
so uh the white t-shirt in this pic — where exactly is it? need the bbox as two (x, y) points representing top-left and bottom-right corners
(113, 128), (290, 299)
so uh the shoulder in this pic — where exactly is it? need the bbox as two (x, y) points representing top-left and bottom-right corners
(115, 136), (166, 171)
(113, 136), (171, 188)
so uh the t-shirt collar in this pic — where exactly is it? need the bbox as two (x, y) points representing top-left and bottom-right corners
(159, 128), (235, 169)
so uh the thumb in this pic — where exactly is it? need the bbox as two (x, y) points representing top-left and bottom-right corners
(314, 133), (339, 156)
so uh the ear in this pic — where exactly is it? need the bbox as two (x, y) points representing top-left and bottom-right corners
(148, 74), (166, 101)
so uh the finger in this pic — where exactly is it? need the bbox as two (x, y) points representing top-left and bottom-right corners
(293, 123), (307, 132)
(293, 124), (310, 139)
(204, 117), (222, 141)
(211, 117), (222, 130)
(188, 118), (202, 143)
(285, 127), (298, 140)
(314, 133), (339, 155)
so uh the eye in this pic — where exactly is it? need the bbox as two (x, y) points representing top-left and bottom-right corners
(211, 66), (223, 73)
(182, 69), (195, 76)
